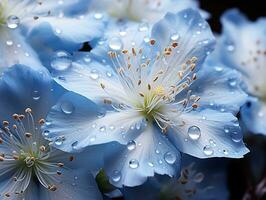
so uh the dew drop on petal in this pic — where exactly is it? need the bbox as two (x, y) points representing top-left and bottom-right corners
(61, 101), (74, 114)
(7, 15), (20, 29)
(194, 172), (204, 183)
(170, 33), (180, 41)
(51, 51), (72, 71)
(203, 145), (214, 156)
(129, 159), (139, 169)
(94, 13), (103, 20)
(111, 170), (121, 182)
(6, 40), (13, 46)
(188, 126), (201, 140)
(71, 141), (78, 150)
(32, 90), (40, 100)
(55, 137), (64, 146)
(127, 140), (136, 151)
(109, 37), (123, 51)
(164, 151), (177, 164)
(89, 69), (99, 80)
(138, 22), (149, 32)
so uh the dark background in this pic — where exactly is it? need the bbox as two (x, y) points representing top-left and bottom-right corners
(200, 0), (266, 33)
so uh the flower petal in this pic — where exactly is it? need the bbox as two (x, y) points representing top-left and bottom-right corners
(44, 92), (145, 152)
(189, 59), (247, 115)
(104, 126), (181, 187)
(39, 169), (102, 200)
(0, 29), (42, 70)
(168, 109), (249, 158)
(241, 97), (266, 135)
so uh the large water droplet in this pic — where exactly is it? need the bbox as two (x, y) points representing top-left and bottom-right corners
(61, 101), (74, 114)
(111, 170), (121, 182)
(170, 33), (180, 41)
(55, 137), (64, 146)
(7, 15), (20, 29)
(94, 13), (103, 20)
(51, 51), (72, 71)
(203, 145), (214, 156)
(89, 69), (99, 80)
(164, 151), (177, 164)
(127, 140), (136, 151)
(99, 126), (106, 132)
(129, 159), (139, 169)
(109, 37), (123, 51)
(188, 126), (201, 140)
(6, 40), (13, 46)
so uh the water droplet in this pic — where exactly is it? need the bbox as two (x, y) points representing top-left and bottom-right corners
(170, 33), (180, 41)
(99, 126), (106, 132)
(109, 37), (123, 51)
(61, 101), (74, 114)
(223, 149), (229, 155)
(6, 40), (13, 46)
(109, 125), (115, 131)
(215, 66), (223, 72)
(71, 141), (78, 150)
(89, 69), (99, 80)
(127, 140), (136, 151)
(188, 126), (201, 140)
(155, 149), (160, 154)
(111, 170), (121, 182)
(203, 145), (214, 156)
(209, 139), (216, 147)
(51, 51), (72, 71)
(227, 44), (235, 52)
(129, 159), (139, 169)
(164, 151), (177, 164)
(194, 172), (204, 183)
(106, 71), (113, 77)
(7, 15), (20, 29)
(148, 162), (154, 167)
(94, 13), (103, 20)
(55, 28), (62, 35)
(32, 90), (40, 100)
(138, 22), (149, 32)
(43, 130), (50, 137)
(55, 137), (64, 146)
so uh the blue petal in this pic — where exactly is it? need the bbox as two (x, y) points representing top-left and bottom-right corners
(0, 64), (64, 121)
(190, 59), (247, 115)
(44, 92), (145, 152)
(39, 169), (102, 200)
(0, 29), (42, 70)
(104, 126), (181, 187)
(168, 109), (249, 158)
(151, 9), (215, 67)
(241, 97), (266, 135)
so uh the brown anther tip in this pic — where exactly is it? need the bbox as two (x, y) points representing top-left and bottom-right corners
(191, 56), (198, 63)
(69, 156), (74, 161)
(19, 115), (25, 120)
(48, 185), (57, 191)
(2, 121), (9, 126)
(103, 99), (112, 104)
(138, 80), (141, 86)
(25, 132), (32, 138)
(39, 145), (46, 152)
(12, 114), (19, 120)
(132, 48), (136, 56)
(162, 127), (168, 134)
(12, 125), (17, 129)
(57, 162), (64, 167)
(5, 193), (10, 197)
(0, 156), (5, 161)
(172, 42), (178, 48)
(150, 39), (156, 45)
(139, 92), (145, 97)
(122, 50), (128, 54)
(100, 83), (105, 89)
(33, 16), (39, 20)
(57, 171), (62, 175)
(0, 137), (3, 144)
(147, 84), (151, 90)
(39, 119), (45, 125)
(13, 177), (18, 181)
(25, 108), (32, 113)
(192, 103), (198, 109)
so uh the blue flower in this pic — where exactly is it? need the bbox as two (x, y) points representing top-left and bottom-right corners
(0, 0), (104, 70)
(44, 9), (249, 187)
(0, 65), (102, 199)
(216, 9), (266, 135)
(89, 0), (208, 23)
(122, 156), (229, 200)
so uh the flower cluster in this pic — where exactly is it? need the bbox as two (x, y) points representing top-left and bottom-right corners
(0, 0), (265, 199)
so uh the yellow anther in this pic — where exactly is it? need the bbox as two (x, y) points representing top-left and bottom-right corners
(154, 86), (165, 96)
